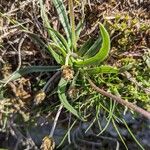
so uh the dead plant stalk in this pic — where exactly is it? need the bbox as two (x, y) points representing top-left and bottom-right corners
(88, 78), (150, 119)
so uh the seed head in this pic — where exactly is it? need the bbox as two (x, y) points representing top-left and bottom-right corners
(61, 65), (74, 81)
(40, 136), (55, 150)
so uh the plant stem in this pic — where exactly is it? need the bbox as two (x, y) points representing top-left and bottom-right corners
(49, 104), (63, 137)
(65, 53), (71, 66)
(68, 0), (76, 51)
(43, 71), (61, 93)
(87, 78), (150, 119)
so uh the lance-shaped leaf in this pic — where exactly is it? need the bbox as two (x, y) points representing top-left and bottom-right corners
(75, 20), (84, 42)
(83, 36), (102, 58)
(39, 0), (65, 49)
(68, 0), (76, 51)
(48, 27), (70, 52)
(74, 23), (110, 67)
(47, 44), (64, 64)
(52, 0), (71, 44)
(78, 38), (95, 57)
(25, 31), (64, 64)
(58, 78), (81, 119)
(49, 43), (67, 57)
(39, 0), (56, 40)
(23, 30), (63, 64)
(85, 65), (119, 74)
(1, 66), (60, 83)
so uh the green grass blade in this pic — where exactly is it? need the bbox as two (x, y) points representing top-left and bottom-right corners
(122, 119), (145, 150)
(85, 118), (96, 133)
(0, 12), (27, 30)
(97, 101), (116, 136)
(58, 78), (81, 119)
(75, 23), (110, 67)
(57, 120), (77, 148)
(78, 38), (95, 56)
(1, 66), (60, 83)
(85, 65), (119, 74)
(52, 0), (71, 44)
(112, 119), (128, 150)
(96, 98), (122, 122)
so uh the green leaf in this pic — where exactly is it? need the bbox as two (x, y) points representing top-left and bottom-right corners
(112, 119), (128, 150)
(78, 38), (95, 57)
(49, 43), (67, 57)
(39, 0), (54, 39)
(47, 44), (64, 64)
(24, 31), (48, 52)
(52, 0), (71, 44)
(39, 0), (64, 48)
(24, 30), (64, 64)
(122, 119), (145, 150)
(57, 120), (77, 148)
(68, 0), (76, 51)
(83, 36), (102, 58)
(58, 78), (81, 119)
(48, 27), (70, 52)
(76, 20), (84, 42)
(1, 66), (60, 83)
(74, 23), (110, 67)
(97, 101), (116, 136)
(85, 65), (119, 74)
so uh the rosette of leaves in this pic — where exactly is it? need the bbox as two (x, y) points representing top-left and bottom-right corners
(38, 0), (118, 120)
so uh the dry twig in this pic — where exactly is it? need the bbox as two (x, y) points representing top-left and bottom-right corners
(88, 78), (150, 119)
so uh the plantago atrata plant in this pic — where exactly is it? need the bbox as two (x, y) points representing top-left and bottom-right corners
(38, 0), (119, 120)
(38, 1), (149, 149)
